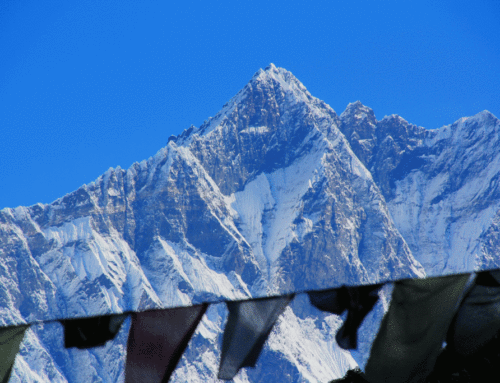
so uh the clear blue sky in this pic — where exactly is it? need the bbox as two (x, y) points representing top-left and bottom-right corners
(1, 0), (499, 209)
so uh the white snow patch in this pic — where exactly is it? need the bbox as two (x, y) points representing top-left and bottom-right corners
(40, 217), (160, 315)
(240, 126), (269, 134)
(230, 150), (325, 292)
(390, 149), (500, 276)
(142, 238), (251, 308)
(267, 306), (358, 382)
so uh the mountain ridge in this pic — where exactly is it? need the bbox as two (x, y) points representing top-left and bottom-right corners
(1, 64), (499, 382)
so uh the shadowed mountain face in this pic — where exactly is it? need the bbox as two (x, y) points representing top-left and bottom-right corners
(1, 64), (499, 382)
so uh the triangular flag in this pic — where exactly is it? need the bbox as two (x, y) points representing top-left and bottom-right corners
(125, 304), (208, 383)
(61, 313), (128, 349)
(218, 295), (294, 380)
(309, 284), (383, 350)
(0, 324), (29, 383)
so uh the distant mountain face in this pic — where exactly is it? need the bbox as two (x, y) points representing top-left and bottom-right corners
(1, 64), (499, 382)
(340, 101), (500, 275)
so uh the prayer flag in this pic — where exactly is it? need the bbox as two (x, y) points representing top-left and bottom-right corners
(309, 284), (383, 350)
(218, 295), (294, 380)
(62, 313), (128, 349)
(364, 273), (472, 383)
(0, 324), (29, 383)
(125, 304), (207, 383)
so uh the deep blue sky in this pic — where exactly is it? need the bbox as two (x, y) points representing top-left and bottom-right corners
(1, 1), (499, 209)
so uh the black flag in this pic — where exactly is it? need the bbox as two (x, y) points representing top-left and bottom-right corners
(218, 295), (294, 380)
(448, 270), (500, 356)
(61, 313), (128, 349)
(308, 284), (383, 350)
(125, 304), (208, 383)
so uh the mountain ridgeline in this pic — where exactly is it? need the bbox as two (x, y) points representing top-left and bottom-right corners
(1, 64), (499, 382)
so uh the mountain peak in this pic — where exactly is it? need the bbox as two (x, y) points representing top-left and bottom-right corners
(264, 62), (278, 71)
(380, 114), (408, 124)
(340, 101), (376, 123)
(448, 110), (499, 132)
(250, 64), (308, 94)
(471, 110), (498, 125)
(338, 101), (377, 166)
(187, 65), (330, 143)
(346, 100), (363, 108)
(251, 63), (280, 80)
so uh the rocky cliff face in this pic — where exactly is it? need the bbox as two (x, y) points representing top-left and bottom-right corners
(1, 64), (498, 382)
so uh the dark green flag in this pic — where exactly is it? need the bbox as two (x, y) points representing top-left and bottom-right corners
(0, 324), (29, 383)
(364, 273), (472, 383)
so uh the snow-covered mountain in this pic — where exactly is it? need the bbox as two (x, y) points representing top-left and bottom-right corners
(0, 64), (498, 382)
(339, 101), (500, 275)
